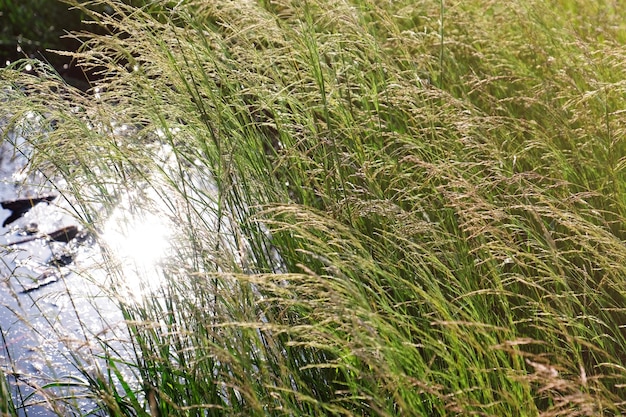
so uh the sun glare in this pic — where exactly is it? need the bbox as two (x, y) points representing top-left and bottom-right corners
(101, 197), (173, 300)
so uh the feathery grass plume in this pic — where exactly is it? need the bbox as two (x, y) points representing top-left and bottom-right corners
(1, 0), (625, 415)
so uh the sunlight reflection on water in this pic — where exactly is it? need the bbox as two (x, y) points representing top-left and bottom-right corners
(100, 188), (174, 302)
(0, 118), (139, 417)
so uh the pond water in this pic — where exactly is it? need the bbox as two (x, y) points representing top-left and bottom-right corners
(0, 123), (139, 415)
(0, 98), (248, 415)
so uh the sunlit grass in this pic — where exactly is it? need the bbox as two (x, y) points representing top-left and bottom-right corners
(1, 0), (625, 415)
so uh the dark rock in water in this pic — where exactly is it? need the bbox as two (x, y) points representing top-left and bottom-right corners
(20, 271), (61, 294)
(48, 253), (74, 268)
(9, 225), (79, 245)
(47, 225), (79, 243)
(1, 195), (57, 227)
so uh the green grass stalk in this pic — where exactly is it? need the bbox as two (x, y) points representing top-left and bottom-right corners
(0, 0), (625, 415)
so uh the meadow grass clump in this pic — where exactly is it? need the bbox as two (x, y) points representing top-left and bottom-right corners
(1, 0), (626, 415)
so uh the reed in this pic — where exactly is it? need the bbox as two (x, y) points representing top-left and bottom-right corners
(1, 0), (625, 415)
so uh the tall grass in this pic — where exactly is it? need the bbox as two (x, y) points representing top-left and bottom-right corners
(1, 0), (626, 415)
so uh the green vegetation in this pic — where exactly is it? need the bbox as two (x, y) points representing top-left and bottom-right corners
(0, 0), (85, 67)
(1, 0), (626, 415)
